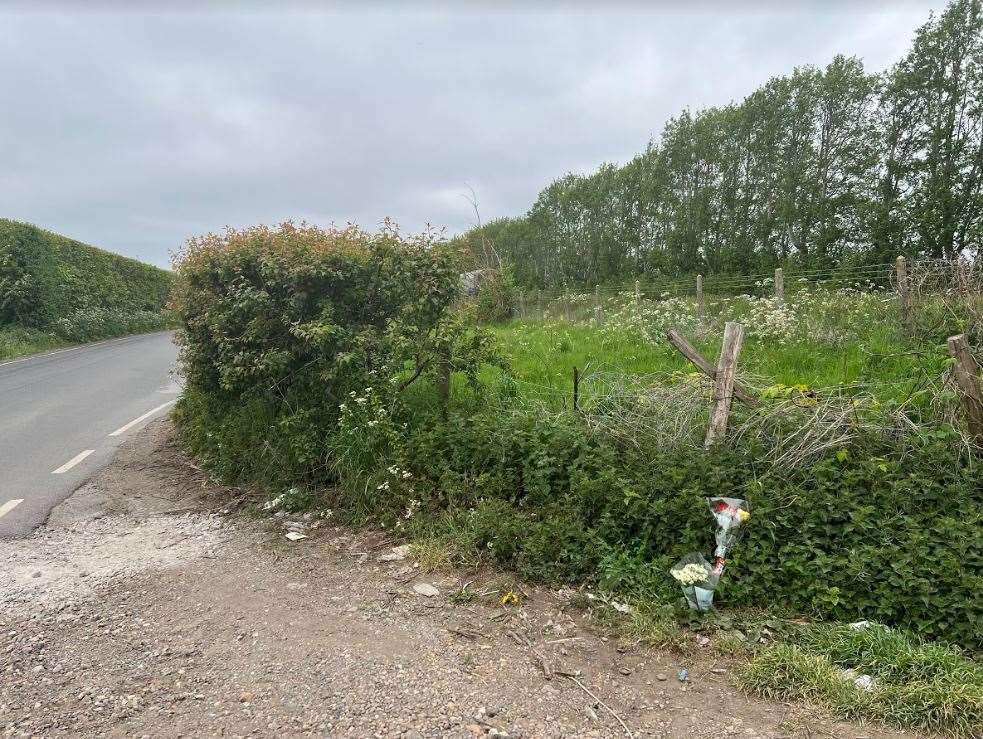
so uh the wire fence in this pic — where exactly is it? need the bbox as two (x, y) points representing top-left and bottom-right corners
(512, 257), (983, 339)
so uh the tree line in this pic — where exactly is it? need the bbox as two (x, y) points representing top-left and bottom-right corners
(455, 0), (983, 288)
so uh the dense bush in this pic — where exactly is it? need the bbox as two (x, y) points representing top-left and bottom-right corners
(0, 219), (173, 327)
(474, 266), (517, 323)
(172, 222), (499, 489)
(391, 411), (981, 648)
(173, 222), (981, 651)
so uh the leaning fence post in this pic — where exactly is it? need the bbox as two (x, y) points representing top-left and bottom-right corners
(774, 267), (784, 305)
(896, 256), (912, 331)
(696, 274), (705, 322)
(594, 284), (602, 324)
(667, 328), (759, 407)
(947, 334), (983, 448)
(705, 321), (746, 448)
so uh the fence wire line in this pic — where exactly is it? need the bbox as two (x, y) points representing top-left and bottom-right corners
(519, 258), (979, 299)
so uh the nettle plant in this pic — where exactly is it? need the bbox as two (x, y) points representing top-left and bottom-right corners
(173, 221), (498, 489)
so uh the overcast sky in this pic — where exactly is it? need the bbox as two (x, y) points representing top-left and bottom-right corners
(1, 1), (947, 268)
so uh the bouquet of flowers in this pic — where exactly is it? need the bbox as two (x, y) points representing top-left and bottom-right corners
(668, 497), (753, 612)
(707, 497), (751, 558)
(671, 552), (718, 611)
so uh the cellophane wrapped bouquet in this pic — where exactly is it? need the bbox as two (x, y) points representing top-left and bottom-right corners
(670, 497), (751, 611)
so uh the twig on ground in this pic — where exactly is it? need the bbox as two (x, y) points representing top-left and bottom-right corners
(563, 674), (634, 739)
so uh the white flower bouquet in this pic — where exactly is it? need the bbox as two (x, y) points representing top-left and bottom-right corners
(671, 552), (718, 611)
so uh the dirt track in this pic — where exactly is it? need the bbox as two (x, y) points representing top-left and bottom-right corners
(0, 420), (911, 739)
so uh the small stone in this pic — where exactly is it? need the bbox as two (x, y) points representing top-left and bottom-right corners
(378, 545), (410, 562)
(711, 667), (727, 674)
(238, 692), (253, 703)
(618, 667), (632, 676)
(285, 532), (307, 542)
(656, 673), (668, 681)
(413, 582), (439, 597)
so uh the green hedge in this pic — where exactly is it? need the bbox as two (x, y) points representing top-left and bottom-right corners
(383, 411), (981, 648)
(171, 222), (981, 650)
(178, 382), (982, 648)
(0, 219), (173, 327)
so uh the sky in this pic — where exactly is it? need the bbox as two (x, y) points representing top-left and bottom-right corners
(0, 1), (948, 268)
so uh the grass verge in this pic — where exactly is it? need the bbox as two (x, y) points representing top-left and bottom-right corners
(739, 623), (982, 737)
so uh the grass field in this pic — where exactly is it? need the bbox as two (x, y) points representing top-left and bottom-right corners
(486, 286), (956, 411)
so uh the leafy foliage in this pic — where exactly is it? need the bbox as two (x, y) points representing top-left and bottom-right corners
(172, 221), (500, 493)
(398, 410), (980, 647)
(0, 219), (173, 327)
(454, 0), (983, 286)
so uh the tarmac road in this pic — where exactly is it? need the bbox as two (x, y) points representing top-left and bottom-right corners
(0, 331), (179, 538)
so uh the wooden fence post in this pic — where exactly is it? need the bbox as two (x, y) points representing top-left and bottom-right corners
(572, 366), (580, 411)
(896, 256), (912, 330)
(564, 289), (571, 322)
(774, 267), (784, 305)
(634, 280), (641, 323)
(594, 284), (602, 323)
(705, 321), (746, 448)
(667, 329), (759, 407)
(437, 345), (451, 419)
(518, 290), (525, 319)
(947, 334), (983, 448)
(696, 274), (705, 322)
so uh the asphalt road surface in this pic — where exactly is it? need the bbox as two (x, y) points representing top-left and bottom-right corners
(0, 332), (179, 538)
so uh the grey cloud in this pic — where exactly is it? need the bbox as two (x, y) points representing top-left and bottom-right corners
(0, 2), (946, 267)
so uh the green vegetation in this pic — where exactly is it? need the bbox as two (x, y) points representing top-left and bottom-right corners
(740, 623), (983, 737)
(172, 221), (980, 737)
(454, 0), (983, 286)
(0, 219), (173, 359)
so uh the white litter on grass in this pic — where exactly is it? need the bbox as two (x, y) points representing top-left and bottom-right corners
(610, 600), (631, 614)
(285, 532), (307, 542)
(841, 668), (877, 691)
(848, 620), (889, 631)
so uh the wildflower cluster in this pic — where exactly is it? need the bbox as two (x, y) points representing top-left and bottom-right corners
(51, 308), (171, 343)
(331, 385), (403, 478)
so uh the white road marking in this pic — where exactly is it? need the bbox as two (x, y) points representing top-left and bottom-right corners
(52, 450), (94, 474)
(0, 499), (24, 519)
(108, 400), (176, 437)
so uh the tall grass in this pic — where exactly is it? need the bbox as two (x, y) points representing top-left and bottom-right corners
(740, 624), (983, 737)
(491, 284), (956, 409)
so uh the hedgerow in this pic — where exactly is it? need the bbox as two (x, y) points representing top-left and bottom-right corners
(0, 218), (173, 327)
(172, 221), (982, 653)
